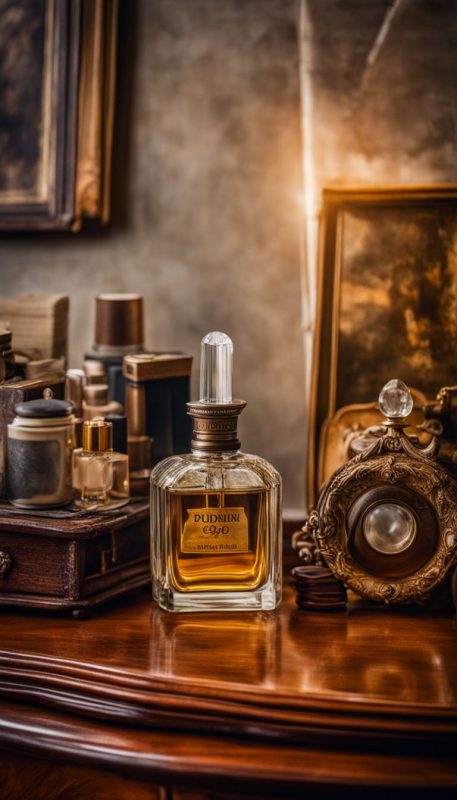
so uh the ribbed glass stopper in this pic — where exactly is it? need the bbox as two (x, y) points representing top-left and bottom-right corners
(199, 331), (233, 403)
(378, 379), (413, 419)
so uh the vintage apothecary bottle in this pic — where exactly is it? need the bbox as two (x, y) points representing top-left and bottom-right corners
(150, 331), (282, 612)
(7, 398), (75, 508)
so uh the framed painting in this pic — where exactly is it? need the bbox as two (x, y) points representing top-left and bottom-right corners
(0, 0), (117, 230)
(307, 185), (457, 506)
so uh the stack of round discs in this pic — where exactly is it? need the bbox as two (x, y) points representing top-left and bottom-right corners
(291, 565), (347, 611)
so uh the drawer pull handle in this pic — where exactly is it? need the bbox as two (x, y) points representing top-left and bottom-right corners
(0, 550), (12, 578)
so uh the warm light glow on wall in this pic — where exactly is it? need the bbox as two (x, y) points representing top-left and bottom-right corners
(299, 0), (319, 509)
(299, 0), (319, 333)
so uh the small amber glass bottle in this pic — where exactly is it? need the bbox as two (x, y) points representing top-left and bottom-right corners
(150, 332), (282, 612)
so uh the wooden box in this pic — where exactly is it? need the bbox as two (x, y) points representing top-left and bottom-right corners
(0, 501), (150, 618)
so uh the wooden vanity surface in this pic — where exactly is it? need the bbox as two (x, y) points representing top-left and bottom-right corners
(0, 584), (456, 795)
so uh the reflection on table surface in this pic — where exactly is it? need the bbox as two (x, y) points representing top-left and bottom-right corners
(0, 586), (456, 707)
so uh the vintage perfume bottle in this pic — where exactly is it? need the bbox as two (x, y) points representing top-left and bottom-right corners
(72, 419), (129, 510)
(150, 331), (282, 612)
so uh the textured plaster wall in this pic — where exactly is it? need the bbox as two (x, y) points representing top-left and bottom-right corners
(300, 0), (457, 406)
(0, 0), (306, 507)
(304, 0), (457, 191)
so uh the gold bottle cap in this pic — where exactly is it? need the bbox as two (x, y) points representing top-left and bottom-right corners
(84, 383), (109, 405)
(82, 419), (113, 452)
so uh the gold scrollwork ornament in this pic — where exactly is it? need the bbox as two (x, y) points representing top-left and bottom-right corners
(311, 381), (457, 605)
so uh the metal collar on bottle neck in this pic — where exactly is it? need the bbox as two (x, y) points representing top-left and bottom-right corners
(187, 399), (246, 454)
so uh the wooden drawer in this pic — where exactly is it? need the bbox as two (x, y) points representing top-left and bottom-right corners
(0, 501), (150, 616)
(0, 533), (70, 596)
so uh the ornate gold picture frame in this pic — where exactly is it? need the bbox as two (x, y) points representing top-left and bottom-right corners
(308, 185), (457, 507)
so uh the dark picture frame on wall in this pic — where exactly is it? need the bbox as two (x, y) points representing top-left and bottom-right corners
(307, 185), (457, 505)
(0, 0), (117, 230)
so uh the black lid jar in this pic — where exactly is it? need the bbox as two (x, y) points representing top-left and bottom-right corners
(7, 398), (75, 508)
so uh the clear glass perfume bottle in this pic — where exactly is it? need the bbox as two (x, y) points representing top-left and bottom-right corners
(72, 420), (114, 509)
(72, 419), (129, 510)
(150, 332), (282, 612)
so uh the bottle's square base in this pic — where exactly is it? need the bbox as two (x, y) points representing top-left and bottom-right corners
(155, 584), (281, 612)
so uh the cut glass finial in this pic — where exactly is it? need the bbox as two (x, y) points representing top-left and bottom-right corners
(200, 331), (233, 403)
(378, 379), (413, 419)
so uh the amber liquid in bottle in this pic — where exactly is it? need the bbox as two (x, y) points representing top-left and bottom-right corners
(151, 331), (282, 612)
(167, 488), (268, 592)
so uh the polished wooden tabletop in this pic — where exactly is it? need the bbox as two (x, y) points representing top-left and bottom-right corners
(0, 582), (456, 749)
(0, 581), (456, 796)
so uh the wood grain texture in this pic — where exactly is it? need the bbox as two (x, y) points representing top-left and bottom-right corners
(0, 498), (148, 538)
(0, 501), (150, 612)
(0, 698), (456, 798)
(0, 750), (166, 800)
(76, 0), (118, 223)
(0, 531), (70, 594)
(0, 585), (456, 750)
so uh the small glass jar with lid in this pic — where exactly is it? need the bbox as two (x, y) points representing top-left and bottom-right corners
(7, 398), (75, 508)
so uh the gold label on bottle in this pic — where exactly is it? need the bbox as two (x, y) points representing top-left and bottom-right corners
(181, 507), (249, 554)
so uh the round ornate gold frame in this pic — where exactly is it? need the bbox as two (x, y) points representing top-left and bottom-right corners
(307, 428), (457, 604)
